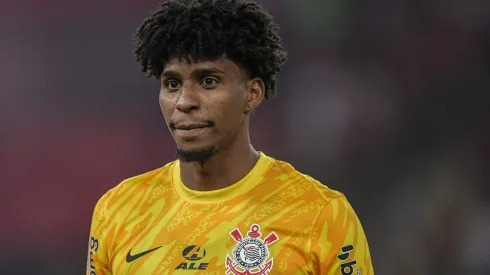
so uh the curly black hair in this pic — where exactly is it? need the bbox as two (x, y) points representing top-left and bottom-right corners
(134, 0), (287, 99)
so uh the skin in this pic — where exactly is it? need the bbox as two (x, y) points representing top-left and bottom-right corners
(159, 57), (265, 191)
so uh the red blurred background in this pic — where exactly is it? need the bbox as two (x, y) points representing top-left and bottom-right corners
(1, 0), (489, 274)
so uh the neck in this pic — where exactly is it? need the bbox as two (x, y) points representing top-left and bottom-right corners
(179, 130), (259, 192)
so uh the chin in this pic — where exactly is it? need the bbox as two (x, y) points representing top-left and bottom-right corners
(176, 146), (217, 163)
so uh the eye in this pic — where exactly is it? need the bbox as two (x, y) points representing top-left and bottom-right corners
(201, 77), (219, 89)
(165, 79), (181, 90)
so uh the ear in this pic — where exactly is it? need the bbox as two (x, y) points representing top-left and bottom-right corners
(244, 78), (265, 114)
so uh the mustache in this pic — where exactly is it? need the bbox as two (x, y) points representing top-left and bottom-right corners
(169, 120), (215, 129)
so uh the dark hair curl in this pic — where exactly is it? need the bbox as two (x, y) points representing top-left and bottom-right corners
(134, 0), (287, 99)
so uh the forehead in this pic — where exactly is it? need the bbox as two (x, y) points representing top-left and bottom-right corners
(162, 57), (244, 77)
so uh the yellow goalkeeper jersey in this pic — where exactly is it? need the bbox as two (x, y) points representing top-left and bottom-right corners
(86, 152), (373, 275)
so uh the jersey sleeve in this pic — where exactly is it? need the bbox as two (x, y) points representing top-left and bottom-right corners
(310, 195), (374, 275)
(86, 190), (114, 275)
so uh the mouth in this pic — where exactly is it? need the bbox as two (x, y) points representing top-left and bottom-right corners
(173, 123), (211, 131)
(171, 122), (213, 139)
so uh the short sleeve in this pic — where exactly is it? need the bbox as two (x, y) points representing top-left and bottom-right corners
(310, 196), (374, 275)
(86, 191), (113, 275)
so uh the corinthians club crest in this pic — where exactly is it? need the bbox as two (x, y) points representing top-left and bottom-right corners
(225, 224), (279, 275)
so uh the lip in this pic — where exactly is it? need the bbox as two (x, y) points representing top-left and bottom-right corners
(173, 123), (211, 138)
(174, 123), (210, 130)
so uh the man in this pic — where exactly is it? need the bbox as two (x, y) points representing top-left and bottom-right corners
(86, 0), (374, 274)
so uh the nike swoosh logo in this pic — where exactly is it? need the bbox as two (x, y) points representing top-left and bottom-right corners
(126, 246), (162, 263)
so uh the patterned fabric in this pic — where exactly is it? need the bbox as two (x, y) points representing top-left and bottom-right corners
(86, 152), (373, 275)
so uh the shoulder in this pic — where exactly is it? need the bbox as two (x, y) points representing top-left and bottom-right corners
(115, 160), (176, 190)
(266, 155), (345, 204)
(92, 160), (177, 213)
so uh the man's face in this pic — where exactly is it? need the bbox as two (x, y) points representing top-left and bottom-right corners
(159, 57), (256, 162)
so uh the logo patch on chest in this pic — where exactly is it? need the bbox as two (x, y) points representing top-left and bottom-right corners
(225, 224), (279, 275)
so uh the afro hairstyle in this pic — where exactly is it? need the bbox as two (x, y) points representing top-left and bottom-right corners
(134, 0), (288, 99)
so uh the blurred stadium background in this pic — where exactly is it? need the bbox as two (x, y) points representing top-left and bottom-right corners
(1, 0), (489, 274)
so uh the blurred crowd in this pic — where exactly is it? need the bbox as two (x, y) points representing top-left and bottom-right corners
(0, 0), (489, 274)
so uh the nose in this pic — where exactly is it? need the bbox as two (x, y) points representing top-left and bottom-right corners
(176, 85), (199, 113)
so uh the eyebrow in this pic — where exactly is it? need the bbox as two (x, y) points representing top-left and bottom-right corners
(161, 70), (181, 79)
(161, 68), (226, 79)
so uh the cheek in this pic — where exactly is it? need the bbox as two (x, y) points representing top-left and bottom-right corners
(159, 93), (174, 119)
(214, 99), (246, 128)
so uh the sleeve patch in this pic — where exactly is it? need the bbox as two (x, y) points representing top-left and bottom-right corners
(86, 236), (99, 275)
(337, 244), (360, 275)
